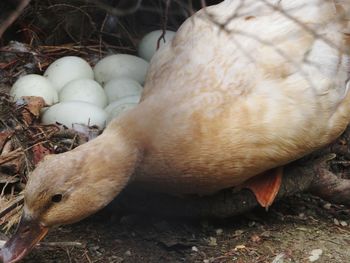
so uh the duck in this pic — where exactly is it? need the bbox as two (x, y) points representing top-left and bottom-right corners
(1, 0), (350, 262)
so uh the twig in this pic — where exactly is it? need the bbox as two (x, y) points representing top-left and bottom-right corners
(0, 240), (84, 249)
(83, 251), (93, 263)
(0, 0), (32, 39)
(0, 196), (24, 219)
(78, 0), (143, 16)
(0, 148), (23, 166)
(37, 241), (85, 249)
(157, 0), (171, 49)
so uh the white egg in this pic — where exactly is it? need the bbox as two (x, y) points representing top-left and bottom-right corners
(41, 101), (107, 128)
(105, 95), (140, 123)
(59, 79), (107, 108)
(44, 56), (94, 92)
(10, 74), (58, 105)
(104, 78), (143, 104)
(94, 54), (149, 85)
(138, 30), (176, 61)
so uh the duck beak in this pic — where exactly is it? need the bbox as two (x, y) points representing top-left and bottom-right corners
(0, 215), (48, 263)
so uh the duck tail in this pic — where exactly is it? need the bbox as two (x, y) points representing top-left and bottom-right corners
(335, 1), (350, 35)
(335, 1), (350, 77)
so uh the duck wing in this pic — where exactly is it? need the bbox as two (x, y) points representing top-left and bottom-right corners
(132, 0), (350, 195)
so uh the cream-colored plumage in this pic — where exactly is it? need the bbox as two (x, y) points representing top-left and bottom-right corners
(126, 0), (350, 193)
(2, 1), (350, 262)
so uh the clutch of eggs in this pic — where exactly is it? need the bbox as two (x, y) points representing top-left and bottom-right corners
(9, 29), (176, 129)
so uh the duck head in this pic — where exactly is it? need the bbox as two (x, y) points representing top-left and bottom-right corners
(0, 127), (139, 263)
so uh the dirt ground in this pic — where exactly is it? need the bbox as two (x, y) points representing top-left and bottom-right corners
(11, 193), (349, 263)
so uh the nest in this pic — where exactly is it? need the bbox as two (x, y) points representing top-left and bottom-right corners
(0, 94), (101, 231)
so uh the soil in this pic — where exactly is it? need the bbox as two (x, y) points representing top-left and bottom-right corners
(16, 193), (350, 263)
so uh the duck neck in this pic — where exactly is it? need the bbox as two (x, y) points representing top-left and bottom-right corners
(71, 120), (141, 208)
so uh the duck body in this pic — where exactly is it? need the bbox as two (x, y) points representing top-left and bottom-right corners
(113, 0), (350, 194)
(2, 1), (350, 262)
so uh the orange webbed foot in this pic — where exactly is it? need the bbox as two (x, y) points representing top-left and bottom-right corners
(241, 167), (283, 209)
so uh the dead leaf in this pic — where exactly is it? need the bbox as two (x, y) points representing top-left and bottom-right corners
(0, 158), (23, 175)
(234, 245), (246, 251)
(22, 96), (45, 117)
(0, 131), (13, 153)
(32, 144), (51, 165)
(250, 234), (261, 243)
(72, 123), (101, 141)
(0, 148), (23, 166)
(1, 140), (13, 155)
(0, 147), (24, 175)
(17, 96), (46, 124)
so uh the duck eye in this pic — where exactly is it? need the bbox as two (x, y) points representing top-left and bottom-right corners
(51, 194), (63, 203)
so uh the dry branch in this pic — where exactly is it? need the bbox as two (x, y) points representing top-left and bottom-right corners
(0, 0), (31, 39)
(78, 0), (143, 16)
(0, 197), (23, 220)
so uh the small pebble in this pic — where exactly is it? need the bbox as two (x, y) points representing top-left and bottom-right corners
(234, 230), (244, 236)
(271, 253), (286, 263)
(260, 231), (271, 238)
(208, 237), (217, 246)
(323, 203), (332, 210)
(340, 221), (348, 227)
(124, 250), (132, 256)
(215, 228), (223, 236)
(192, 246), (199, 252)
(308, 249), (323, 262)
(234, 245), (246, 251)
(0, 240), (6, 248)
(248, 221), (256, 227)
(299, 213), (306, 219)
(109, 256), (124, 263)
(334, 218), (340, 226)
